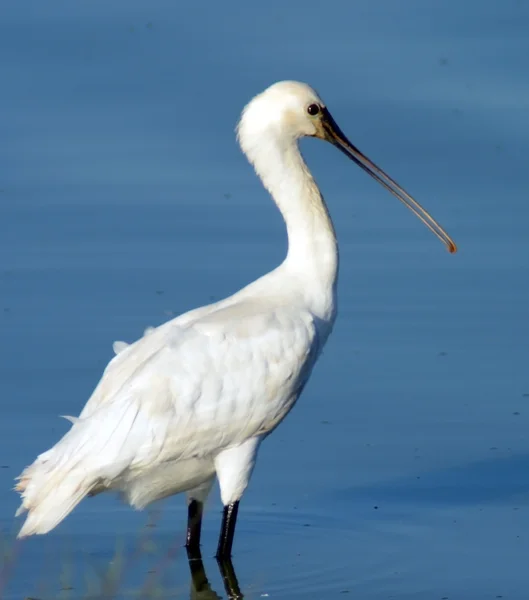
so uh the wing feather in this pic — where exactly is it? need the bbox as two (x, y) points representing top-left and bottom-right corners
(77, 301), (318, 472)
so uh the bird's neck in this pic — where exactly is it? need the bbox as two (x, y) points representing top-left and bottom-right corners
(248, 136), (339, 299)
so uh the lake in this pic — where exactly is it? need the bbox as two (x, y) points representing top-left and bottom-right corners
(1, 0), (528, 598)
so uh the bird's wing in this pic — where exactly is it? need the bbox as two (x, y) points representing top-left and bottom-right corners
(74, 300), (318, 471)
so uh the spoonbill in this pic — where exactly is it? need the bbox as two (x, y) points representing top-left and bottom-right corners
(15, 81), (456, 558)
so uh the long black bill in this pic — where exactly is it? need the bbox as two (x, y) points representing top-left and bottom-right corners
(321, 107), (457, 254)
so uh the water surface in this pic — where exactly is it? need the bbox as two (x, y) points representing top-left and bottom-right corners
(1, 0), (528, 598)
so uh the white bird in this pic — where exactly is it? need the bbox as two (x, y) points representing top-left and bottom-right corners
(14, 81), (456, 558)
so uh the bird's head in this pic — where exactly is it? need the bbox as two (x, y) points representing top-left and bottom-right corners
(237, 80), (457, 254)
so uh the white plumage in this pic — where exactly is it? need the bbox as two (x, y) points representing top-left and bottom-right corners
(15, 81), (455, 551)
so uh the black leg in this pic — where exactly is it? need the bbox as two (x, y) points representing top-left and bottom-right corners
(215, 501), (239, 559)
(186, 499), (203, 559)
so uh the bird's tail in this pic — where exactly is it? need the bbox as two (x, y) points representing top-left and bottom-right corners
(15, 401), (140, 538)
(15, 463), (92, 538)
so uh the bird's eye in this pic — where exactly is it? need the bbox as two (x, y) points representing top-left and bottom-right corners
(307, 104), (320, 116)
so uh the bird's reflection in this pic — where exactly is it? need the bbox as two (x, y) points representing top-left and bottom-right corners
(187, 547), (243, 600)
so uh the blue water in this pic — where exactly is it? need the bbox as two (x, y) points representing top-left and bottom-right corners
(1, 0), (528, 598)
